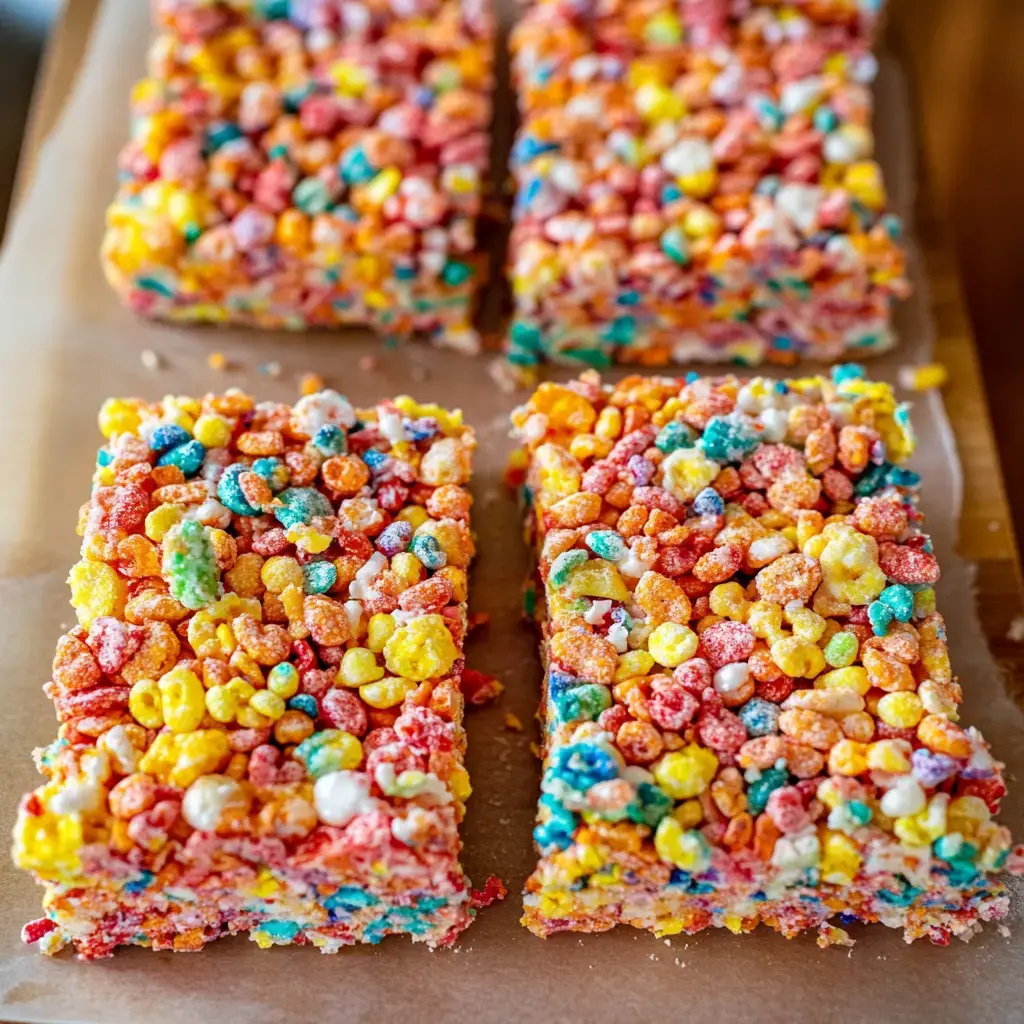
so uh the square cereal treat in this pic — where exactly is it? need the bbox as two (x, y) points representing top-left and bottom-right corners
(512, 367), (1019, 944)
(102, 0), (493, 352)
(14, 387), (485, 957)
(507, 0), (908, 370)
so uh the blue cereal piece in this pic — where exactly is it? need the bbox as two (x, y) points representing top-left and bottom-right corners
(149, 423), (191, 455)
(867, 600), (894, 636)
(699, 413), (760, 463)
(217, 463), (262, 516)
(879, 583), (914, 622)
(157, 440), (205, 477)
(585, 530), (627, 562)
(409, 533), (447, 570)
(654, 420), (694, 454)
(738, 697), (781, 737)
(274, 487), (334, 528)
(302, 561), (338, 595)
(549, 548), (588, 586)
(312, 424), (347, 456)
(692, 486), (725, 516)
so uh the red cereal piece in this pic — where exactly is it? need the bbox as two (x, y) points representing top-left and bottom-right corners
(460, 668), (505, 707)
(878, 542), (941, 584)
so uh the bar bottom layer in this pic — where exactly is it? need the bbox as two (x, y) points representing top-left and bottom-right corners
(522, 881), (1010, 946)
(30, 881), (472, 959)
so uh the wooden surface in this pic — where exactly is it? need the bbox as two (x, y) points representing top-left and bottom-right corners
(13, 0), (1024, 691)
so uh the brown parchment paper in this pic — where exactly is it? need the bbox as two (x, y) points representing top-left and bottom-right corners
(0, 2), (1021, 1022)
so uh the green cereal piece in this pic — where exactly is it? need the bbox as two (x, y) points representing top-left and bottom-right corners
(162, 519), (220, 610)
(823, 630), (858, 669)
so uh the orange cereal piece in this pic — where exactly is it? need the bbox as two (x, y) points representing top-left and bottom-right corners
(755, 553), (822, 604)
(322, 455), (371, 496)
(549, 629), (618, 685)
(633, 571), (692, 625)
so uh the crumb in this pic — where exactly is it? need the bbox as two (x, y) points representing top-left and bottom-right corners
(663, 938), (672, 946)
(299, 372), (324, 395)
(140, 349), (162, 371)
(529, 741), (541, 758)
(989, 520), (1000, 532)
(898, 362), (948, 392)
(207, 351), (227, 371)
(411, 365), (430, 383)
(504, 712), (524, 732)
(1007, 616), (1024, 643)
(998, 925), (1011, 938)
(358, 355), (378, 372)
(258, 361), (281, 377)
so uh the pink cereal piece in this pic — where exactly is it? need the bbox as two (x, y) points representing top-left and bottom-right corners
(765, 786), (811, 834)
(878, 542), (941, 584)
(648, 677), (700, 731)
(699, 620), (755, 670)
(319, 688), (369, 737)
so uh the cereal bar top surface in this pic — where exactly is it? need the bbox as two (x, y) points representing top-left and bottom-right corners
(512, 368), (1014, 894)
(509, 0), (906, 306)
(14, 389), (477, 892)
(104, 0), (492, 310)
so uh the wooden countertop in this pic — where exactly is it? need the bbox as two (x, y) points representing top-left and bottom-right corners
(13, 0), (1024, 692)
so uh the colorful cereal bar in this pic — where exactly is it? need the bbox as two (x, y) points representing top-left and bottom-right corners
(507, 0), (908, 370)
(13, 388), (483, 957)
(102, 0), (493, 352)
(513, 367), (1019, 944)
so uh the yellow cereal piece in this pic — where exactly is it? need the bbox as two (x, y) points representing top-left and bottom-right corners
(383, 614), (459, 681)
(594, 406), (622, 440)
(67, 559), (127, 627)
(709, 582), (749, 622)
(397, 505), (431, 531)
(828, 739), (868, 777)
(785, 607), (826, 643)
(129, 678), (164, 729)
(614, 650), (656, 683)
(337, 647), (386, 687)
(815, 666), (870, 696)
(652, 744), (718, 799)
(818, 524), (886, 606)
(366, 613), (398, 654)
(747, 600), (785, 643)
(866, 739), (912, 773)
(770, 636), (826, 679)
(286, 524), (332, 554)
(894, 794), (949, 846)
(876, 691), (925, 729)
(192, 413), (233, 448)
(449, 766), (472, 803)
(261, 555), (304, 593)
(660, 447), (719, 503)
(647, 622), (699, 668)
(819, 831), (862, 884)
(249, 690), (286, 721)
(98, 398), (140, 438)
(145, 503), (185, 542)
(359, 676), (418, 709)
(12, 798), (85, 882)
(532, 443), (583, 500)
(158, 665), (206, 733)
(390, 552), (422, 589)
(947, 796), (990, 838)
(568, 561), (630, 602)
(672, 799), (703, 829)
(654, 817), (710, 872)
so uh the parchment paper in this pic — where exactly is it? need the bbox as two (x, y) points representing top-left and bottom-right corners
(0, 2), (1020, 1022)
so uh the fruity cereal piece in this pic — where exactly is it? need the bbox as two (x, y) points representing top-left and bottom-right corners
(101, 0), (493, 353)
(506, 0), (908, 374)
(514, 366), (1019, 946)
(14, 387), (485, 958)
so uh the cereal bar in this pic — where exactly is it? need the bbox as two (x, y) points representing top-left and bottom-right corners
(14, 387), (481, 957)
(513, 367), (1018, 944)
(102, 0), (493, 352)
(507, 0), (908, 369)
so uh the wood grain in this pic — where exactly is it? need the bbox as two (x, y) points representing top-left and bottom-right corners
(13, 0), (1024, 677)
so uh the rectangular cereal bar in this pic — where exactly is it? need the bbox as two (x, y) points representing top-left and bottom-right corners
(507, 0), (908, 370)
(102, 0), (493, 352)
(514, 367), (1018, 944)
(14, 387), (481, 957)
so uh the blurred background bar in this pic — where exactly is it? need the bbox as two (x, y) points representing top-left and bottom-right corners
(0, 0), (1021, 547)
